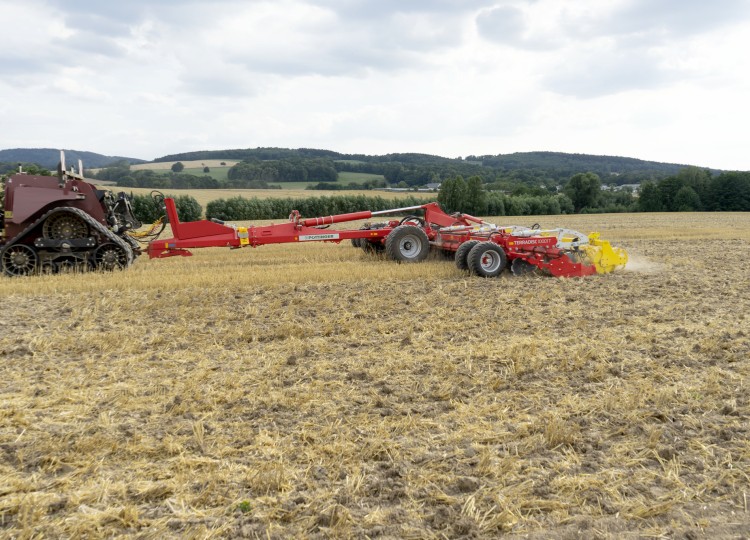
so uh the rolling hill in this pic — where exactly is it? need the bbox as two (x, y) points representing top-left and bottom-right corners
(0, 148), (146, 169)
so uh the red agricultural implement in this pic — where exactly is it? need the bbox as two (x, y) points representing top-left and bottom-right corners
(147, 197), (627, 277)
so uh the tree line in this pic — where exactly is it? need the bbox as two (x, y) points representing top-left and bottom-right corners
(228, 158), (338, 184)
(638, 168), (750, 211)
(205, 195), (432, 221)
(129, 194), (203, 223)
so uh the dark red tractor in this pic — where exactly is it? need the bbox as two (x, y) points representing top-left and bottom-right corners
(0, 152), (141, 276)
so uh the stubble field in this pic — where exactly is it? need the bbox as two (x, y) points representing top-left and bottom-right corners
(1, 212), (749, 539)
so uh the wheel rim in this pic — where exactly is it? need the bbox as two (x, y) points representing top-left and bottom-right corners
(480, 250), (503, 273)
(398, 234), (423, 259)
(43, 214), (88, 240)
(95, 243), (128, 270)
(2, 245), (38, 276)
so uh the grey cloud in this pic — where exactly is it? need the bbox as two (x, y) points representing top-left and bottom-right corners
(53, 31), (126, 59)
(224, 39), (414, 78)
(475, 6), (525, 45)
(543, 48), (668, 98)
(309, 0), (496, 18)
(604, 0), (750, 36)
(0, 57), (49, 77)
(215, 2), (491, 78)
(44, 0), (193, 23)
(37, 0), (491, 80)
(180, 72), (260, 98)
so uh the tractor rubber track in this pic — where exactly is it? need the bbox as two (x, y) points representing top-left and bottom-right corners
(1, 207), (137, 273)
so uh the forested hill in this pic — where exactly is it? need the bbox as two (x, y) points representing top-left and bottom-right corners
(0, 148), (145, 169)
(154, 148), (705, 184)
(477, 151), (696, 180)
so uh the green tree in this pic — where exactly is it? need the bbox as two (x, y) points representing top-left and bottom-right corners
(673, 186), (702, 211)
(171, 162), (184, 173)
(438, 175), (467, 213)
(556, 193), (575, 214)
(203, 166), (210, 173)
(464, 175), (488, 216)
(657, 176), (684, 211)
(638, 182), (663, 212)
(173, 195), (203, 221)
(709, 172), (750, 211)
(563, 172), (601, 212)
(676, 166), (711, 202)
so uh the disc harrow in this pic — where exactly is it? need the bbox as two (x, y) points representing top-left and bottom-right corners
(146, 199), (627, 278)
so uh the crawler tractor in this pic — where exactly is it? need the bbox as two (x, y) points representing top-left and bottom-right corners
(0, 152), (141, 276)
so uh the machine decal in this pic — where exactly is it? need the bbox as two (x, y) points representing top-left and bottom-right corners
(299, 233), (340, 241)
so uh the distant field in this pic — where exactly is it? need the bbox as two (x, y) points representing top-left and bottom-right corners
(125, 163), (384, 190)
(180, 167), (230, 182)
(337, 171), (385, 184)
(130, 160), (238, 171)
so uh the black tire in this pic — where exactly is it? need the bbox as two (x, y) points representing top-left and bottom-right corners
(385, 225), (430, 263)
(467, 242), (507, 278)
(351, 237), (362, 248)
(454, 240), (479, 271)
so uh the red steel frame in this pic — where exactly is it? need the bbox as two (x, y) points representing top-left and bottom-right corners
(148, 198), (416, 258)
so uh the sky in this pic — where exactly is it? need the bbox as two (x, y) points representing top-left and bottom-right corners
(1, 0), (749, 170)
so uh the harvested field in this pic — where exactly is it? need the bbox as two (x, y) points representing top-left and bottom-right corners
(1, 212), (749, 538)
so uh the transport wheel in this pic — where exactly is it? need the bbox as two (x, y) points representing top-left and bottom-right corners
(95, 243), (129, 271)
(385, 225), (430, 263)
(454, 240), (479, 271)
(351, 238), (362, 248)
(42, 213), (89, 239)
(467, 242), (507, 278)
(1, 244), (39, 276)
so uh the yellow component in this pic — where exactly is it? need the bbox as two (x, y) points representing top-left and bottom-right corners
(129, 217), (164, 238)
(237, 226), (249, 246)
(4, 210), (12, 219)
(580, 232), (628, 274)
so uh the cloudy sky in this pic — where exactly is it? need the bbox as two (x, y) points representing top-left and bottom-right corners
(1, 0), (749, 169)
